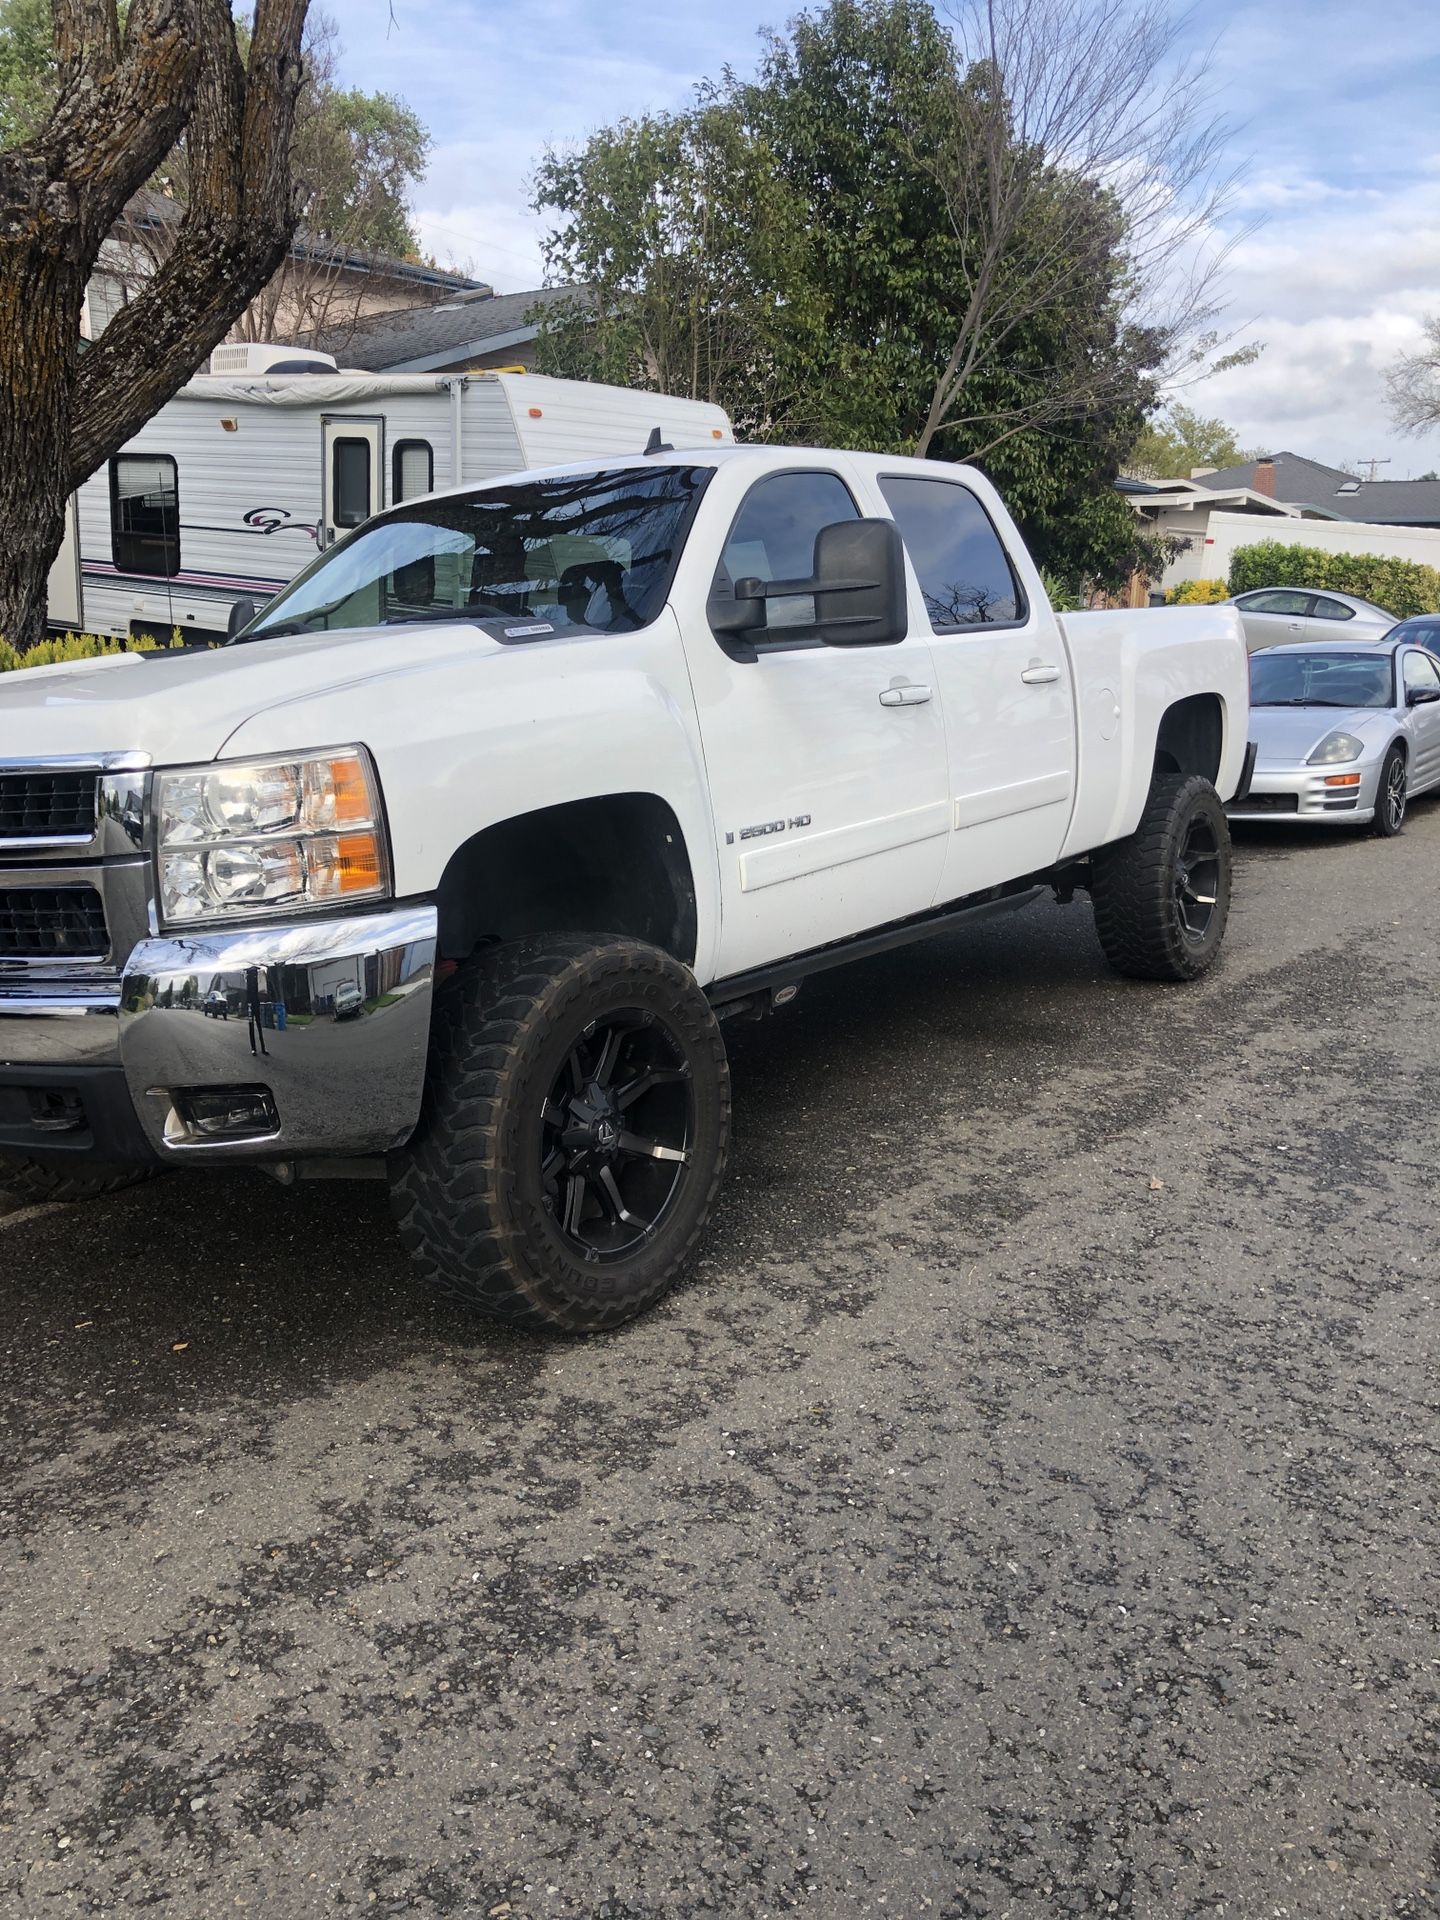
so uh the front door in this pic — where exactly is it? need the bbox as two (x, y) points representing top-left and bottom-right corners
(1235, 588), (1310, 652)
(874, 472), (1077, 901)
(1402, 648), (1440, 788)
(321, 416), (383, 549)
(682, 465), (951, 981)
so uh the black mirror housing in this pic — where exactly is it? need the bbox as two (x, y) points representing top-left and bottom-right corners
(812, 518), (907, 647)
(1406, 684), (1440, 706)
(226, 596), (259, 640)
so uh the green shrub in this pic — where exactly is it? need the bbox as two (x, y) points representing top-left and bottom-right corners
(1227, 540), (1440, 619)
(0, 629), (184, 672)
(1040, 568), (1082, 613)
(1165, 577), (1229, 605)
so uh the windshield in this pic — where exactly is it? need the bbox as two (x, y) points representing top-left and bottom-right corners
(1249, 650), (1394, 709)
(242, 465), (713, 642)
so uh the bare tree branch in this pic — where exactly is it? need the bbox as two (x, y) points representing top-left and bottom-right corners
(1386, 315), (1440, 437)
(913, 0), (1248, 459)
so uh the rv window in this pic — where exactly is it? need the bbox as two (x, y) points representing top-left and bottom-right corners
(393, 440), (433, 504)
(332, 437), (372, 529)
(110, 453), (179, 578)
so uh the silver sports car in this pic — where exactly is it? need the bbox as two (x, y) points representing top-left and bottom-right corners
(1227, 587), (1397, 653)
(1226, 637), (1440, 835)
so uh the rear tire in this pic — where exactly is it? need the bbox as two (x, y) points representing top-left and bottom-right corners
(1372, 744), (1407, 837)
(390, 935), (731, 1333)
(1090, 772), (1232, 982)
(0, 1155), (152, 1204)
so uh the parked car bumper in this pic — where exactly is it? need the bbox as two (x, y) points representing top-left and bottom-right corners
(0, 901), (437, 1168)
(1225, 760), (1380, 825)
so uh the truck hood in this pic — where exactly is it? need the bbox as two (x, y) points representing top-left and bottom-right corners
(1251, 704), (1392, 768)
(0, 628), (492, 766)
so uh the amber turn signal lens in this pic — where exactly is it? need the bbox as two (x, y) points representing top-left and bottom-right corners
(333, 832), (384, 893)
(1323, 773), (1363, 787)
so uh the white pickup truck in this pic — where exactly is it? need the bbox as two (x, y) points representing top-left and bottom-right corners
(0, 445), (1252, 1331)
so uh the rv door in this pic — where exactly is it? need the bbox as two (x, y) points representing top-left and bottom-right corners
(321, 417), (383, 548)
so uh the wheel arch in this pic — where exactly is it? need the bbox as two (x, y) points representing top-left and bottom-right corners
(434, 792), (699, 968)
(1151, 691), (1224, 787)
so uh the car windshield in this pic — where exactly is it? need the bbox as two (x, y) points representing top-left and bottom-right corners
(240, 465), (713, 642)
(1249, 650), (1394, 709)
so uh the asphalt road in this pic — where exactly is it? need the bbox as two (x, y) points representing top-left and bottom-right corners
(1, 809), (1437, 1919)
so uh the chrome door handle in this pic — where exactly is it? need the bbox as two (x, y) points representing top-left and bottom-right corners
(879, 684), (933, 706)
(1020, 664), (1061, 685)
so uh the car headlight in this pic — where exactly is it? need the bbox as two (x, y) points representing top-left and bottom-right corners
(154, 748), (389, 927)
(1306, 731), (1364, 765)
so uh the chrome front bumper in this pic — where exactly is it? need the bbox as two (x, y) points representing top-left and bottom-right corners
(0, 902), (437, 1165)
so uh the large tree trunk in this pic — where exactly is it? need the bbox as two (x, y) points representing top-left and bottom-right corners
(0, 0), (308, 652)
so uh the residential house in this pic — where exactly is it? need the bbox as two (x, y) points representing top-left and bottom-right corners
(80, 188), (487, 351)
(308, 284), (589, 374)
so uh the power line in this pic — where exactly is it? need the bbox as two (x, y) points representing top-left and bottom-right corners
(1351, 456), (1392, 482)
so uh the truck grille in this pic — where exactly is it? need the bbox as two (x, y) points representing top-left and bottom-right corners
(0, 769), (99, 839)
(0, 886), (108, 958)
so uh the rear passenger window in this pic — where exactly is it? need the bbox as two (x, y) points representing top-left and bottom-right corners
(878, 475), (1024, 628)
(719, 470), (858, 637)
(1310, 596), (1355, 622)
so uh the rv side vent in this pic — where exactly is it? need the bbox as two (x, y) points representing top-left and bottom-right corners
(208, 342), (339, 377)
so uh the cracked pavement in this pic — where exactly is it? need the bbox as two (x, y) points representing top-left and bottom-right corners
(0, 811), (1437, 1917)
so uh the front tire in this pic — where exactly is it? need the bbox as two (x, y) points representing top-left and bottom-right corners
(390, 935), (731, 1333)
(1372, 744), (1407, 837)
(0, 1155), (152, 1204)
(1090, 772), (1232, 981)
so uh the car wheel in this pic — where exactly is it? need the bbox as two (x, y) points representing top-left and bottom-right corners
(0, 1155), (153, 1204)
(1372, 744), (1407, 837)
(390, 934), (731, 1333)
(1090, 772), (1232, 982)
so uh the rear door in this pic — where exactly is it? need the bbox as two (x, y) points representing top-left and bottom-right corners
(321, 416), (383, 549)
(1305, 593), (1362, 644)
(875, 471), (1077, 901)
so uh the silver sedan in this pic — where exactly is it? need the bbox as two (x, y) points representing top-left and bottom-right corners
(1228, 587), (1397, 653)
(1226, 638), (1440, 835)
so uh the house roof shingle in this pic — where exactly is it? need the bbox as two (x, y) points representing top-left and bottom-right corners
(1190, 452), (1440, 526)
(1190, 452), (1359, 500)
(311, 284), (590, 371)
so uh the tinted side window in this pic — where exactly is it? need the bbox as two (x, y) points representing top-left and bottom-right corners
(1244, 590), (1310, 615)
(1310, 596), (1355, 622)
(720, 470), (858, 634)
(878, 475), (1023, 628)
(110, 454), (179, 577)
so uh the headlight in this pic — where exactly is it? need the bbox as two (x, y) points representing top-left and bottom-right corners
(155, 748), (389, 927)
(1306, 730), (1364, 765)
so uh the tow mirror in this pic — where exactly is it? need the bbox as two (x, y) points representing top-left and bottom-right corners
(226, 596), (259, 640)
(707, 517), (908, 649)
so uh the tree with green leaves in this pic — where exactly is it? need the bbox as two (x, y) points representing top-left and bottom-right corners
(1129, 406), (1256, 481)
(534, 0), (1219, 590)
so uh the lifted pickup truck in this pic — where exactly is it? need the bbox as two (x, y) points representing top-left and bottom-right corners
(0, 446), (1250, 1331)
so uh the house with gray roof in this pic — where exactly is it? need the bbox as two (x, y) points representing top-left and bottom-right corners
(309, 284), (590, 374)
(1189, 453), (1440, 529)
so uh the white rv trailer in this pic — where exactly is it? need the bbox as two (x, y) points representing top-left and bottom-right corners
(46, 349), (735, 641)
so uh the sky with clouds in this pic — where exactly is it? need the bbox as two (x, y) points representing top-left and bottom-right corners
(337, 0), (1440, 477)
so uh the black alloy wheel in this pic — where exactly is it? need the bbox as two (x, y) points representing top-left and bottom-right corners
(540, 1010), (695, 1259)
(1173, 812), (1222, 944)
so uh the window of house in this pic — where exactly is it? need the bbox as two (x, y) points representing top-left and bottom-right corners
(392, 439), (434, 504)
(718, 470), (859, 636)
(878, 475), (1024, 628)
(110, 454), (179, 577)
(332, 437), (372, 529)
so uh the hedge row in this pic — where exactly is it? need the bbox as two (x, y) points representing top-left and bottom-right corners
(1227, 540), (1440, 619)
(0, 630), (182, 673)
(1164, 577), (1229, 605)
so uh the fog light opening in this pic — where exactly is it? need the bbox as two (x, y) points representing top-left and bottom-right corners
(170, 1085), (279, 1142)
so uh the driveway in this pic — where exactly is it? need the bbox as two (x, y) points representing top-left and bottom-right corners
(1, 811), (1436, 1917)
